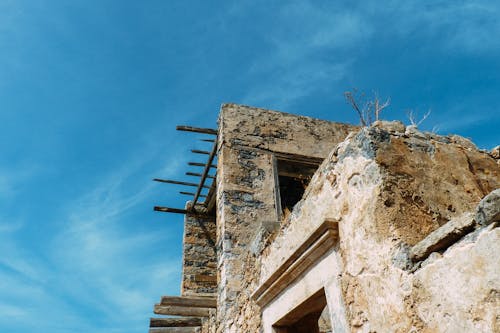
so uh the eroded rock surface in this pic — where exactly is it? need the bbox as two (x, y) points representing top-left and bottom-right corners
(257, 122), (499, 333)
(159, 105), (499, 333)
(475, 189), (500, 226)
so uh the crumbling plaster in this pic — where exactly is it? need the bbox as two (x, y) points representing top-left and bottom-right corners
(214, 104), (357, 332)
(256, 123), (499, 332)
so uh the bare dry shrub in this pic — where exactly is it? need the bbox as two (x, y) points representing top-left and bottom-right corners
(344, 89), (390, 126)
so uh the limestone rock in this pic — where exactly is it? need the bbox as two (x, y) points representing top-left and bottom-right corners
(153, 104), (500, 333)
(475, 189), (500, 226)
(372, 120), (405, 133)
(410, 212), (475, 261)
(412, 226), (500, 332)
(404, 124), (426, 139)
(490, 145), (500, 159)
(448, 134), (477, 150)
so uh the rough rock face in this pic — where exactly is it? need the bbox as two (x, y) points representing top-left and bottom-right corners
(164, 105), (498, 333)
(214, 104), (357, 333)
(256, 121), (499, 333)
(409, 212), (475, 261)
(412, 224), (499, 332)
(475, 189), (500, 226)
(181, 210), (217, 296)
(373, 125), (498, 245)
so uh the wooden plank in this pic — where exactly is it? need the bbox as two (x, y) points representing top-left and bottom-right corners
(160, 296), (216, 308)
(149, 328), (200, 333)
(204, 177), (217, 212)
(176, 125), (217, 135)
(154, 206), (212, 217)
(150, 317), (201, 328)
(153, 178), (211, 189)
(154, 305), (211, 317)
(180, 191), (207, 198)
(191, 149), (210, 155)
(186, 172), (215, 179)
(192, 140), (218, 206)
(154, 206), (188, 214)
(188, 162), (217, 168)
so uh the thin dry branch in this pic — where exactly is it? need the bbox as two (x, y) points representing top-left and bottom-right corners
(407, 109), (431, 127)
(344, 90), (390, 126)
(344, 91), (366, 126)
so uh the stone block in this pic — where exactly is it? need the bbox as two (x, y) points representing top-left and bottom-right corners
(250, 220), (280, 255)
(372, 120), (405, 133)
(490, 145), (500, 159)
(475, 188), (500, 226)
(410, 212), (476, 261)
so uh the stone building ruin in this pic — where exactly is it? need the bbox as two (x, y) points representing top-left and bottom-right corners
(149, 103), (500, 333)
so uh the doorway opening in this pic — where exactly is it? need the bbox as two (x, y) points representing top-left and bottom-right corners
(272, 288), (332, 333)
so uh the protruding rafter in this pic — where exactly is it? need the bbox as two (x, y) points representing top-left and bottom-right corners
(186, 172), (215, 179)
(180, 191), (207, 198)
(191, 149), (210, 155)
(153, 178), (211, 189)
(176, 125), (217, 135)
(154, 206), (188, 214)
(150, 317), (202, 328)
(188, 162), (217, 168)
(192, 139), (217, 207)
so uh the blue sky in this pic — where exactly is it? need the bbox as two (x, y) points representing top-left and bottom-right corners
(0, 1), (498, 332)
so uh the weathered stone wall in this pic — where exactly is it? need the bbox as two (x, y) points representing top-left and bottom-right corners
(181, 210), (217, 296)
(412, 223), (499, 332)
(215, 104), (357, 332)
(257, 121), (499, 332)
(215, 145), (276, 333)
(155, 105), (498, 333)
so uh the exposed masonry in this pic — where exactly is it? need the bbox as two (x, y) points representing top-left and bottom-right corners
(149, 104), (500, 333)
(181, 208), (217, 296)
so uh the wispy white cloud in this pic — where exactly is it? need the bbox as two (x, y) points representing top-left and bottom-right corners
(245, 61), (351, 109)
(0, 218), (23, 233)
(46, 154), (184, 325)
(0, 164), (39, 200)
(0, 137), (185, 332)
(365, 0), (500, 54)
(0, 303), (27, 319)
(242, 2), (373, 108)
(241, 1), (500, 109)
(430, 107), (493, 134)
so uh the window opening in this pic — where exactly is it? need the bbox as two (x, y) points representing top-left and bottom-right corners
(276, 159), (318, 219)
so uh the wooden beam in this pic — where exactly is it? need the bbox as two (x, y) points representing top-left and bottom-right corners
(188, 162), (217, 168)
(150, 317), (201, 328)
(154, 206), (188, 214)
(154, 206), (212, 218)
(191, 149), (210, 155)
(180, 191), (206, 198)
(176, 125), (217, 135)
(149, 328), (200, 333)
(153, 178), (211, 189)
(154, 305), (211, 317)
(204, 176), (217, 212)
(192, 140), (218, 206)
(160, 296), (216, 308)
(186, 172), (215, 179)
